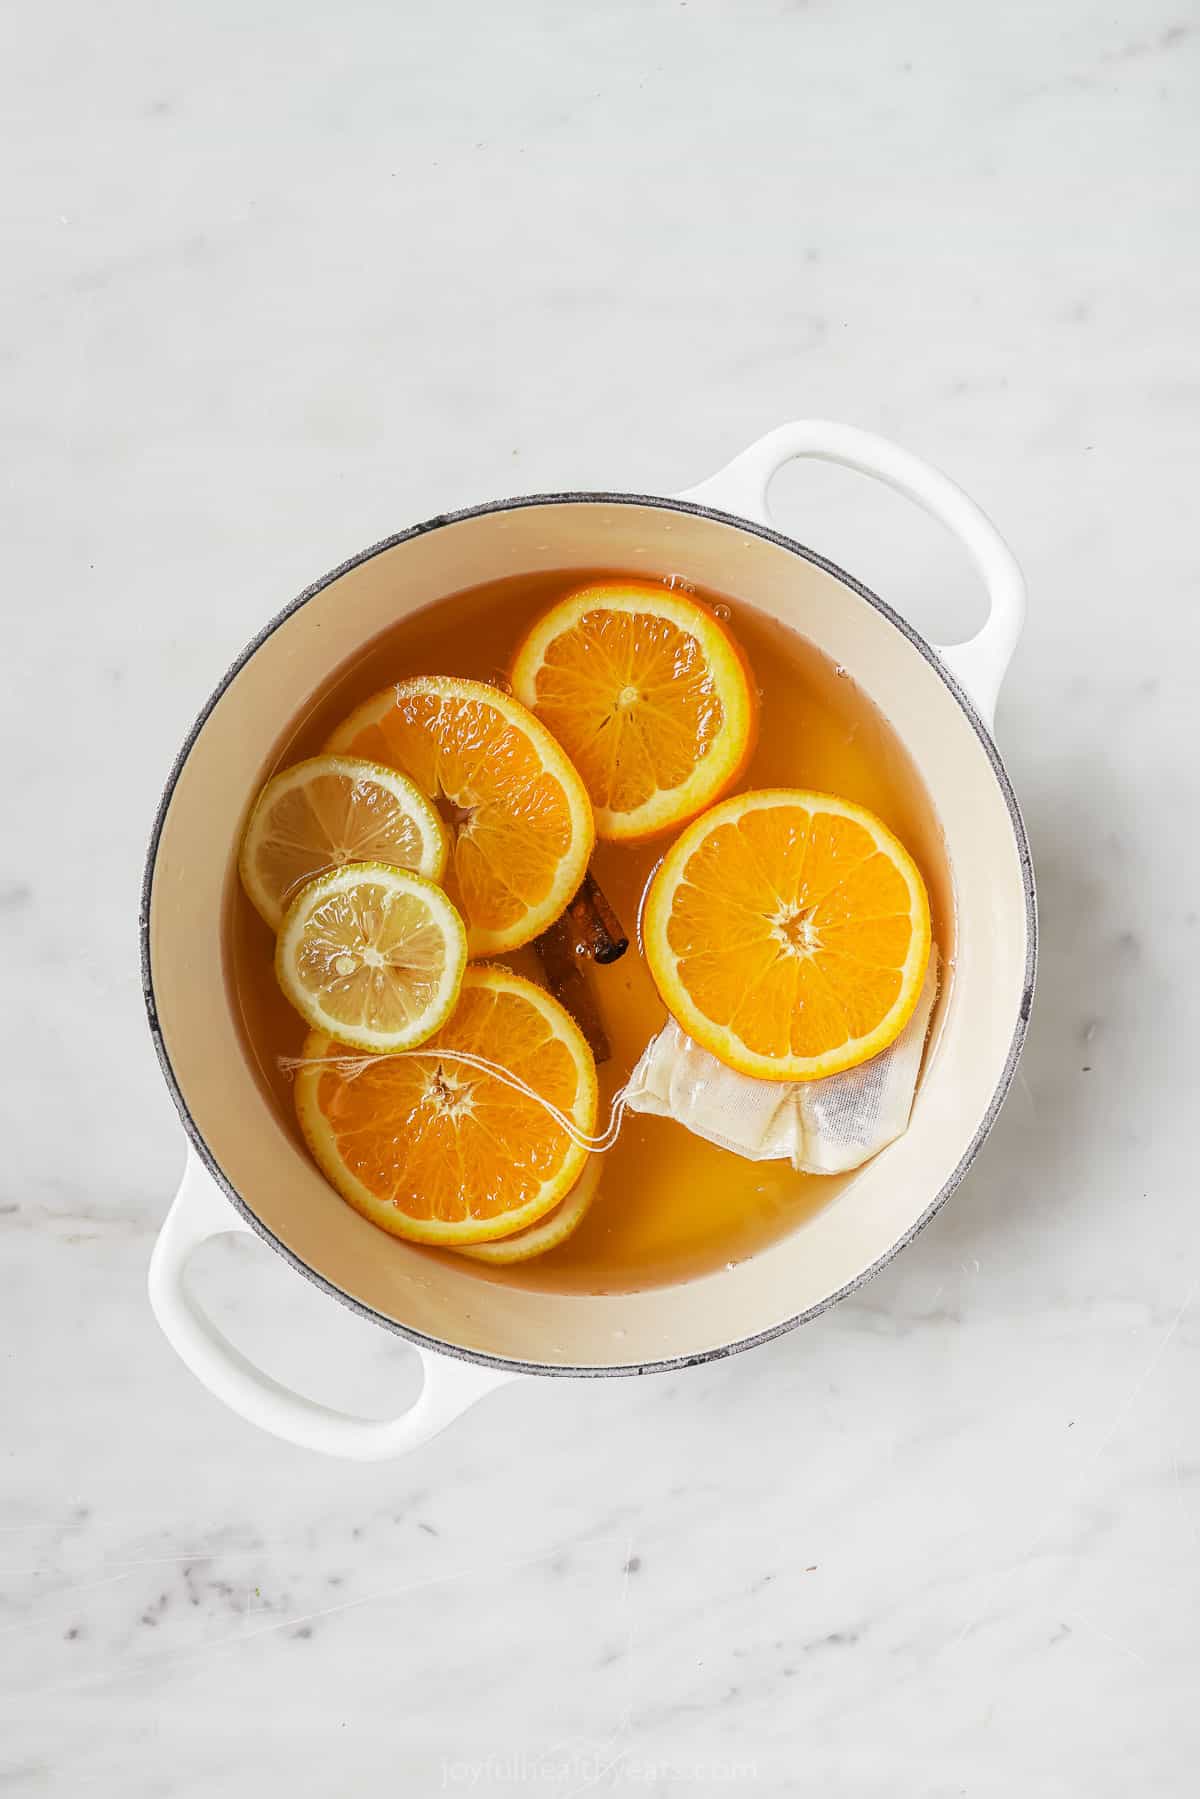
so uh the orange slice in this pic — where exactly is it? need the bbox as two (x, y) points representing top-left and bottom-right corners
(294, 966), (598, 1246)
(643, 789), (931, 1082)
(239, 754), (447, 931)
(510, 580), (757, 842)
(327, 676), (593, 957)
(454, 1154), (603, 1265)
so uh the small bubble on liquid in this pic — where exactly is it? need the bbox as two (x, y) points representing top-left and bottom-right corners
(662, 572), (696, 594)
(487, 672), (513, 694)
(835, 665), (850, 678)
(711, 602), (732, 621)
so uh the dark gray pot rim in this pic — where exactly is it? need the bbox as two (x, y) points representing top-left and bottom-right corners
(141, 491), (1037, 1378)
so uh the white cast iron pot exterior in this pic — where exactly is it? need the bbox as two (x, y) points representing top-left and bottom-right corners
(148, 421), (1028, 1460)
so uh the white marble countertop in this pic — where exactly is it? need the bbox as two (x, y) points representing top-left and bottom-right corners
(4, 0), (1198, 1791)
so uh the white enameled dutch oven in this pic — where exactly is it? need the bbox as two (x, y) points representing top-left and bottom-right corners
(143, 422), (1035, 1459)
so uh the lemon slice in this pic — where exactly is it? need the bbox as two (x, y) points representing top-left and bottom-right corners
(276, 863), (467, 1053)
(454, 1155), (603, 1264)
(239, 755), (448, 931)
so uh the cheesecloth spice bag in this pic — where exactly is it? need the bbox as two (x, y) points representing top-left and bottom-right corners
(624, 950), (939, 1175)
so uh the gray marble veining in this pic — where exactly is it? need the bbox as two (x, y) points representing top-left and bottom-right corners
(3, 0), (1199, 1791)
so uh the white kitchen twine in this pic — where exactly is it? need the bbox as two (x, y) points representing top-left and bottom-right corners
(277, 1047), (636, 1154)
(279, 947), (937, 1173)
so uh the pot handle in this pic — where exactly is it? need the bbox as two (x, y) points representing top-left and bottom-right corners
(678, 420), (1026, 728)
(148, 1149), (514, 1460)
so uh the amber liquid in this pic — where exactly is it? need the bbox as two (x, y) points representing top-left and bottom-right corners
(228, 569), (954, 1295)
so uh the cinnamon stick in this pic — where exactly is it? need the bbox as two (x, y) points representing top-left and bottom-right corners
(533, 871), (628, 1061)
(566, 872), (629, 964)
(535, 916), (611, 1063)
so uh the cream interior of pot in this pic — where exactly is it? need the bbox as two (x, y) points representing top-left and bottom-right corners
(148, 500), (1031, 1370)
